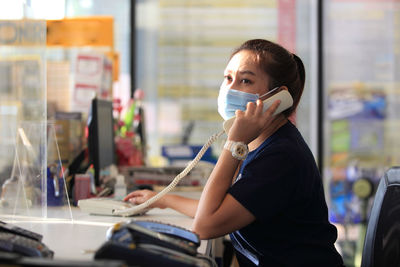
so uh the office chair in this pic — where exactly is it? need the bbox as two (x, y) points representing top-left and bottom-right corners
(361, 166), (400, 267)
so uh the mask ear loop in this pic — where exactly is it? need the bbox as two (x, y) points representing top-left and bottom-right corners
(258, 86), (281, 101)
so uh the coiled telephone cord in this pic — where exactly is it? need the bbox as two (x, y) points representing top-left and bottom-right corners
(113, 130), (225, 216)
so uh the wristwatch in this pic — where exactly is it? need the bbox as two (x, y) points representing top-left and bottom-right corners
(224, 140), (249, 160)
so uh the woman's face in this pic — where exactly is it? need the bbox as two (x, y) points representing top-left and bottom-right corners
(221, 50), (270, 96)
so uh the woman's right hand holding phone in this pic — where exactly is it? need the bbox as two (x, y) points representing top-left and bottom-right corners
(228, 99), (281, 145)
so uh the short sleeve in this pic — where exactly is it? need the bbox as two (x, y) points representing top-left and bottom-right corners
(228, 149), (297, 222)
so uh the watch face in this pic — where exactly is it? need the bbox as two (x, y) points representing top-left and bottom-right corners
(235, 145), (247, 157)
(233, 143), (248, 159)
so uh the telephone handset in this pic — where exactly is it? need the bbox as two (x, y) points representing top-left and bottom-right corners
(102, 90), (293, 217)
(133, 220), (200, 247)
(222, 89), (293, 134)
(95, 220), (216, 266)
(104, 220), (199, 255)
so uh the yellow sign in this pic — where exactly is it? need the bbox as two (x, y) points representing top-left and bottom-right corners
(47, 16), (114, 47)
(106, 51), (120, 81)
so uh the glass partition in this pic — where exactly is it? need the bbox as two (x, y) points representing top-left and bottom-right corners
(136, 0), (319, 164)
(323, 1), (400, 265)
(0, 17), (72, 220)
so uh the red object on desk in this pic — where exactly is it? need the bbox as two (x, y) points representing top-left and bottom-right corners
(74, 174), (91, 204)
(115, 135), (143, 166)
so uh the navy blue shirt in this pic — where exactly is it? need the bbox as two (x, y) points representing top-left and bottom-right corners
(228, 121), (343, 266)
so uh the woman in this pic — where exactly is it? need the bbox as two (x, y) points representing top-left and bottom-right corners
(124, 39), (344, 266)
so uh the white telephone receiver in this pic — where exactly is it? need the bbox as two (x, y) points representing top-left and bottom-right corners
(222, 90), (294, 134)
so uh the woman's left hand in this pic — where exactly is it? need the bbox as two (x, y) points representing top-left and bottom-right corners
(228, 99), (281, 144)
(123, 189), (166, 209)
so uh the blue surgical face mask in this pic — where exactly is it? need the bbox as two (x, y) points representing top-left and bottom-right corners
(218, 86), (280, 120)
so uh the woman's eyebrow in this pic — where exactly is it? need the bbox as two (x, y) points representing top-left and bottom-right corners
(239, 70), (256, 76)
(223, 70), (256, 76)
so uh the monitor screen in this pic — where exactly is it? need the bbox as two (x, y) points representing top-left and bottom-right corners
(88, 98), (115, 186)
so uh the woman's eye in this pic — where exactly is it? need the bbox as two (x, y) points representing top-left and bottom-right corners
(241, 79), (252, 84)
(224, 75), (232, 82)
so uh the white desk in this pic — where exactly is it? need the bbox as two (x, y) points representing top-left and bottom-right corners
(0, 193), (210, 261)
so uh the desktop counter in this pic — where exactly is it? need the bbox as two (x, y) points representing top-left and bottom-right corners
(0, 192), (219, 264)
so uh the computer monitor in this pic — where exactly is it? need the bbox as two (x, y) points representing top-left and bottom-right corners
(88, 98), (115, 186)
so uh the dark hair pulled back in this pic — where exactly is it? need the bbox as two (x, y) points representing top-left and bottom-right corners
(231, 39), (305, 117)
